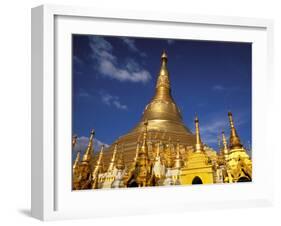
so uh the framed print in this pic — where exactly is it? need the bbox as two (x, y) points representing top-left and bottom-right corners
(31, 4), (274, 221)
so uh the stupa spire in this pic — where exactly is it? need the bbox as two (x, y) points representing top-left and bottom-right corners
(153, 50), (172, 101)
(91, 145), (104, 189)
(228, 112), (242, 149)
(194, 115), (203, 152)
(82, 129), (95, 162)
(96, 145), (104, 166)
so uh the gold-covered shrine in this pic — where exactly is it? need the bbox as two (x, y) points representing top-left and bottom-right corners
(72, 51), (252, 190)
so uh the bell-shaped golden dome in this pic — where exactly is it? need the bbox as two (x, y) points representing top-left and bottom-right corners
(130, 50), (191, 134)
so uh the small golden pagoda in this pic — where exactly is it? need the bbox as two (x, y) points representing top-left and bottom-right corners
(180, 116), (214, 184)
(223, 112), (252, 183)
(72, 51), (252, 190)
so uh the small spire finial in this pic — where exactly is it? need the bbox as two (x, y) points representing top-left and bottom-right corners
(228, 112), (235, 128)
(161, 50), (168, 61)
(228, 112), (243, 149)
(96, 145), (104, 164)
(82, 129), (95, 162)
(194, 115), (203, 152)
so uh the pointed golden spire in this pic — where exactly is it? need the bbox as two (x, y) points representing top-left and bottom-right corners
(96, 145), (104, 166)
(82, 129), (95, 162)
(228, 112), (242, 149)
(194, 115), (203, 152)
(153, 50), (172, 101)
(158, 50), (169, 77)
(91, 145), (104, 189)
(221, 131), (229, 155)
(73, 151), (80, 170)
(107, 142), (118, 171)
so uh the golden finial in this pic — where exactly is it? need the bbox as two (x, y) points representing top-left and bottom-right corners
(161, 49), (168, 62)
(82, 129), (95, 162)
(228, 112), (235, 128)
(194, 115), (203, 152)
(221, 131), (229, 155)
(228, 112), (242, 149)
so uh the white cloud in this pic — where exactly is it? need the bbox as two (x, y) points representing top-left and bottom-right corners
(89, 36), (151, 83)
(72, 136), (109, 159)
(99, 59), (150, 83)
(167, 39), (175, 45)
(212, 85), (226, 91)
(100, 91), (128, 110)
(121, 38), (147, 57)
(112, 100), (127, 110)
(121, 38), (138, 52)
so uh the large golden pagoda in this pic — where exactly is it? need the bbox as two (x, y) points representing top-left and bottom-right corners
(72, 51), (252, 190)
(101, 51), (196, 168)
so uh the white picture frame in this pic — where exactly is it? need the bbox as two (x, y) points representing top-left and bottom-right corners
(31, 4), (274, 221)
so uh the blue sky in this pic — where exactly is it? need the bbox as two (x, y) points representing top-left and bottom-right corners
(72, 35), (252, 152)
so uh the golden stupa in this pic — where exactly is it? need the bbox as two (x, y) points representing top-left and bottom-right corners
(101, 51), (196, 168)
(72, 51), (252, 190)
